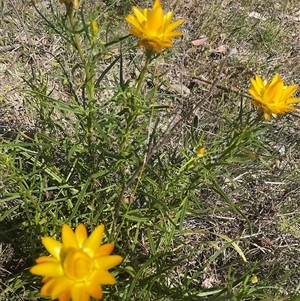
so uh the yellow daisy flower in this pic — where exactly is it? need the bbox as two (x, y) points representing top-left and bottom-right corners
(59, 0), (79, 9)
(125, 0), (184, 53)
(30, 224), (123, 301)
(248, 74), (300, 120)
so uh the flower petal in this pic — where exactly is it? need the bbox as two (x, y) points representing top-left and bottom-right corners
(286, 97), (300, 104)
(42, 237), (63, 260)
(250, 76), (264, 97)
(70, 285), (90, 301)
(94, 255), (123, 270)
(147, 6), (163, 32)
(30, 262), (63, 277)
(94, 243), (114, 257)
(165, 19), (184, 33)
(265, 76), (283, 103)
(41, 277), (57, 296)
(35, 256), (58, 264)
(49, 277), (73, 299)
(62, 224), (79, 249)
(153, 0), (161, 10)
(282, 84), (298, 100)
(132, 6), (147, 24)
(85, 282), (103, 299)
(248, 87), (262, 101)
(75, 224), (88, 248)
(82, 224), (104, 256)
(90, 269), (117, 285)
(126, 15), (143, 33)
(58, 291), (72, 301)
(164, 11), (174, 28)
(164, 31), (183, 39)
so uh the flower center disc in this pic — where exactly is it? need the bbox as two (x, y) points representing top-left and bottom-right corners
(64, 250), (93, 280)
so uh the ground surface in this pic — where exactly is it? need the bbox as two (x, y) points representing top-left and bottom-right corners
(0, 0), (300, 300)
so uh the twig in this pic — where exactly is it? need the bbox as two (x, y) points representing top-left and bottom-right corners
(191, 76), (251, 99)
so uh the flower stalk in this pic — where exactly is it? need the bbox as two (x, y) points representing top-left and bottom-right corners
(136, 50), (153, 96)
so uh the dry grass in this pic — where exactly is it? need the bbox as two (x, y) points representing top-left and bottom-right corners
(0, 0), (300, 300)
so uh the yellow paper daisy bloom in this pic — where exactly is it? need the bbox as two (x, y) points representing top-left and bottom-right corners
(125, 0), (184, 53)
(248, 74), (300, 120)
(30, 224), (123, 301)
(59, 0), (79, 9)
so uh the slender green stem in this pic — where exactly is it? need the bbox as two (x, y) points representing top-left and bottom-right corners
(114, 100), (157, 233)
(68, 11), (94, 99)
(67, 6), (96, 170)
(114, 66), (158, 231)
(136, 50), (153, 95)
(218, 114), (263, 161)
(67, 8), (90, 83)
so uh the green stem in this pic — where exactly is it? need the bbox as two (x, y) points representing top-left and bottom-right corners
(218, 114), (263, 161)
(67, 6), (95, 169)
(136, 50), (153, 95)
(66, 3), (96, 173)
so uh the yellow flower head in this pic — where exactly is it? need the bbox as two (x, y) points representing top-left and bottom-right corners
(91, 20), (100, 37)
(59, 0), (79, 9)
(248, 74), (300, 120)
(30, 224), (123, 301)
(196, 147), (205, 157)
(125, 0), (184, 53)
